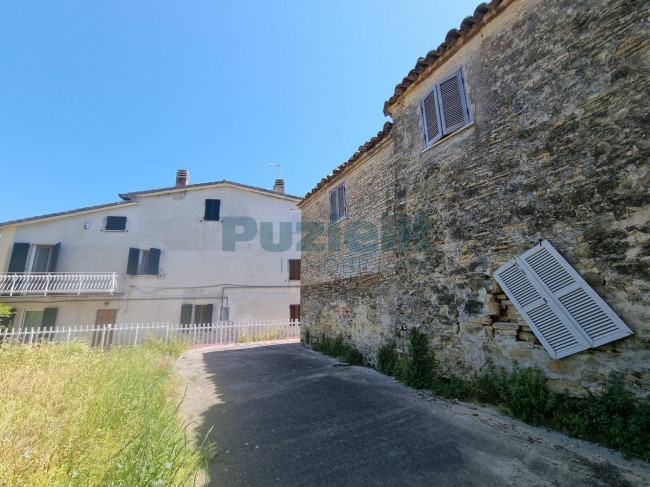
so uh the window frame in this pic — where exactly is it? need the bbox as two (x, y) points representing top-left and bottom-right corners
(329, 182), (347, 225)
(421, 67), (471, 148)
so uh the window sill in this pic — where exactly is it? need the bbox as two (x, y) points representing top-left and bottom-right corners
(421, 122), (475, 154)
(329, 215), (348, 226)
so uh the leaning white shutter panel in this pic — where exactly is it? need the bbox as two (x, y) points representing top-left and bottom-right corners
(437, 69), (469, 135)
(519, 241), (633, 348)
(421, 89), (441, 146)
(494, 259), (590, 359)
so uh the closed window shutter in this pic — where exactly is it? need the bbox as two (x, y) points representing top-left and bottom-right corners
(338, 185), (346, 219)
(329, 190), (337, 223)
(106, 216), (127, 231)
(290, 304), (300, 321)
(421, 89), (442, 145)
(42, 308), (58, 328)
(437, 69), (469, 135)
(495, 241), (633, 358)
(126, 248), (140, 275)
(147, 248), (161, 275)
(204, 199), (221, 221)
(8, 243), (30, 272)
(180, 304), (193, 326)
(48, 243), (61, 272)
(289, 259), (301, 280)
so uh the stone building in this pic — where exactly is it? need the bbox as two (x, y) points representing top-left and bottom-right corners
(298, 0), (649, 397)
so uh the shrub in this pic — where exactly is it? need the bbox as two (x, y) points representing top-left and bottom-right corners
(311, 333), (364, 365)
(393, 328), (436, 389)
(377, 341), (397, 376)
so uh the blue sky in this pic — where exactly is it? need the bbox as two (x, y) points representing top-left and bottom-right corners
(0, 0), (479, 223)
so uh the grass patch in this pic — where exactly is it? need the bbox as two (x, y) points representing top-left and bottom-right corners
(310, 334), (364, 365)
(376, 331), (650, 461)
(0, 339), (210, 486)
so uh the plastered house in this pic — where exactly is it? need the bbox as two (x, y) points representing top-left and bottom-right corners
(0, 170), (301, 329)
(298, 0), (649, 396)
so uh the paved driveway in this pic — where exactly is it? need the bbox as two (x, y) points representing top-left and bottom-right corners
(178, 341), (648, 486)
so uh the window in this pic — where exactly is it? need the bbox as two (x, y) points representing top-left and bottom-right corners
(127, 248), (161, 276)
(22, 308), (57, 330)
(7, 242), (60, 273)
(180, 304), (213, 326)
(290, 304), (300, 322)
(494, 240), (633, 359)
(289, 259), (301, 280)
(204, 199), (221, 221)
(105, 216), (127, 231)
(421, 68), (470, 147)
(329, 183), (347, 224)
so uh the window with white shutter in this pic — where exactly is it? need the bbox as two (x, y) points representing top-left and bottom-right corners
(494, 240), (633, 359)
(329, 182), (347, 224)
(421, 68), (470, 148)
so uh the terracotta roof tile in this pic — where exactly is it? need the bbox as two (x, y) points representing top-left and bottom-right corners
(301, 122), (393, 204)
(383, 0), (505, 115)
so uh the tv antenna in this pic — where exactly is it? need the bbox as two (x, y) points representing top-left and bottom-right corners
(268, 164), (281, 179)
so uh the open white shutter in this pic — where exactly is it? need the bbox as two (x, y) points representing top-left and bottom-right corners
(495, 241), (633, 358)
(520, 241), (633, 347)
(495, 259), (590, 358)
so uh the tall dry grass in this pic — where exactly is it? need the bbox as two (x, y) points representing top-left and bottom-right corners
(0, 339), (209, 486)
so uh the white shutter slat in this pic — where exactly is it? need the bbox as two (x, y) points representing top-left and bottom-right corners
(521, 241), (633, 348)
(421, 90), (441, 146)
(494, 260), (590, 359)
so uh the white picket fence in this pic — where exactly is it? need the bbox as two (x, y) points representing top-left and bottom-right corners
(0, 320), (301, 349)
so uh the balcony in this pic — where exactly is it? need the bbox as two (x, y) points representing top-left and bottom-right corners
(0, 273), (125, 297)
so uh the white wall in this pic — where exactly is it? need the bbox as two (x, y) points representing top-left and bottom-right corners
(0, 183), (301, 327)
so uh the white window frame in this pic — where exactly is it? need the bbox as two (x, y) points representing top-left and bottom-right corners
(421, 67), (471, 148)
(329, 182), (347, 224)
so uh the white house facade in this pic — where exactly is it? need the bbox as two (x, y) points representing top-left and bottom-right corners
(0, 171), (301, 330)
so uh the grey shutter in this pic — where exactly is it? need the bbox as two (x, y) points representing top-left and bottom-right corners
(42, 308), (58, 328)
(126, 248), (140, 275)
(495, 241), (633, 358)
(437, 69), (469, 135)
(519, 241), (633, 348)
(8, 243), (30, 272)
(329, 190), (337, 223)
(106, 216), (127, 231)
(180, 304), (193, 326)
(48, 243), (61, 272)
(337, 185), (346, 219)
(147, 248), (161, 275)
(421, 89), (442, 146)
(205, 304), (213, 325)
(494, 259), (590, 358)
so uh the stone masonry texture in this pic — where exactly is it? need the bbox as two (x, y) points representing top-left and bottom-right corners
(299, 0), (650, 397)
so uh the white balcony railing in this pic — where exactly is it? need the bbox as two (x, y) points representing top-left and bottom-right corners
(0, 273), (125, 297)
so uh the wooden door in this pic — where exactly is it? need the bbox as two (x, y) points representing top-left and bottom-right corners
(93, 309), (118, 347)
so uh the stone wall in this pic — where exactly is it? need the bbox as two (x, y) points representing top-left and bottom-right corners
(300, 0), (650, 397)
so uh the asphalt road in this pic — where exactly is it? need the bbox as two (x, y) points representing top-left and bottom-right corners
(178, 341), (648, 486)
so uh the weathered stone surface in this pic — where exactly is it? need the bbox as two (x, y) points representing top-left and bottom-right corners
(300, 0), (650, 398)
(518, 331), (538, 343)
(581, 370), (606, 384)
(545, 380), (589, 399)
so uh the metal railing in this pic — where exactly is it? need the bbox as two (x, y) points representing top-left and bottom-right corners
(0, 273), (125, 297)
(0, 320), (301, 348)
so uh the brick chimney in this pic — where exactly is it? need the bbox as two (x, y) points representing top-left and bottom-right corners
(273, 178), (285, 194)
(176, 169), (190, 187)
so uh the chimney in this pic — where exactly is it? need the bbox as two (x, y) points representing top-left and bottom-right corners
(273, 178), (285, 194)
(176, 169), (190, 187)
